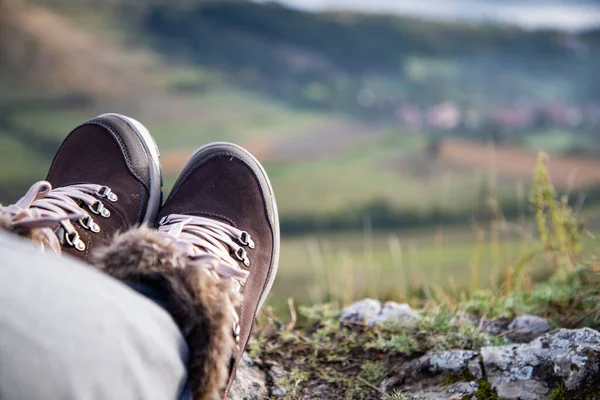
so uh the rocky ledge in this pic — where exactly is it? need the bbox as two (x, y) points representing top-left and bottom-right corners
(228, 299), (600, 400)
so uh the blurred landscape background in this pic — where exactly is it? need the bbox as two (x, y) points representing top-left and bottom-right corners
(1, 0), (600, 313)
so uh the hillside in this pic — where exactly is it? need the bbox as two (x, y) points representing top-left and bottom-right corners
(2, 0), (600, 229)
(142, 1), (600, 119)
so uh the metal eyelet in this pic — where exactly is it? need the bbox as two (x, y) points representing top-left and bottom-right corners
(233, 324), (240, 343)
(234, 248), (250, 267)
(96, 186), (118, 202)
(65, 231), (86, 251)
(79, 215), (100, 233)
(88, 201), (110, 218)
(238, 231), (255, 249)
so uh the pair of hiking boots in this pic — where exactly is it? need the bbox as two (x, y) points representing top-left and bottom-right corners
(0, 113), (279, 399)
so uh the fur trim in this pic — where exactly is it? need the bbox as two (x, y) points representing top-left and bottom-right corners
(0, 208), (60, 253)
(91, 227), (240, 400)
(0, 211), (11, 231)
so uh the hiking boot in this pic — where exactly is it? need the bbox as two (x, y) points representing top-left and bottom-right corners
(157, 142), (280, 396)
(0, 113), (162, 262)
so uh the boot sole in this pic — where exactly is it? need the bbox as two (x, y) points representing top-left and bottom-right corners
(172, 142), (280, 313)
(99, 113), (163, 225)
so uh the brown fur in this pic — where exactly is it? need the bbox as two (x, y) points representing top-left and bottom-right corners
(91, 227), (240, 400)
(0, 208), (60, 253)
(0, 211), (11, 231)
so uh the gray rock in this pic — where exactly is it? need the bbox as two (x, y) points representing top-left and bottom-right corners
(227, 353), (268, 400)
(339, 298), (381, 325)
(268, 364), (285, 382)
(481, 328), (600, 400)
(267, 364), (287, 398)
(380, 350), (481, 393)
(340, 298), (420, 326)
(410, 381), (479, 400)
(299, 383), (332, 400)
(270, 386), (287, 397)
(429, 350), (483, 379)
(507, 314), (551, 343)
(379, 301), (421, 325)
(481, 318), (511, 336)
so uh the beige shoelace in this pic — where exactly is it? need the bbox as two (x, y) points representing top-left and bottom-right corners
(0, 180), (117, 254)
(158, 214), (255, 340)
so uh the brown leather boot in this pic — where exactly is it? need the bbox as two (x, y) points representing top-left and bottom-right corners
(0, 113), (162, 262)
(156, 142), (280, 399)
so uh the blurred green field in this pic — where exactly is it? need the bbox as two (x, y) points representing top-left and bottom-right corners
(274, 228), (533, 305)
(1, 84), (510, 217)
(269, 224), (598, 314)
(522, 129), (600, 155)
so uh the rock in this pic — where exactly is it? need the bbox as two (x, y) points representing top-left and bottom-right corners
(380, 350), (481, 393)
(269, 364), (285, 381)
(506, 314), (551, 343)
(299, 383), (332, 400)
(270, 386), (287, 398)
(227, 353), (268, 400)
(340, 299), (420, 326)
(340, 298), (381, 325)
(410, 381), (479, 400)
(481, 328), (600, 400)
(267, 364), (287, 398)
(480, 318), (511, 336)
(379, 301), (421, 325)
(461, 314), (552, 342)
(429, 350), (483, 379)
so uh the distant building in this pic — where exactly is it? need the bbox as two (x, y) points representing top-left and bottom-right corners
(395, 105), (423, 131)
(490, 106), (535, 130)
(426, 102), (461, 130)
(544, 104), (583, 128)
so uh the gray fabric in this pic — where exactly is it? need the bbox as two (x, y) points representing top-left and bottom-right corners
(0, 230), (190, 400)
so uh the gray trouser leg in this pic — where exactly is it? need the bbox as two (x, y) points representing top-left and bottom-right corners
(0, 231), (190, 400)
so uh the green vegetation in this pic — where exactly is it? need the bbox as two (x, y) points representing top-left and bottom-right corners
(472, 380), (501, 400)
(549, 383), (600, 400)
(3, 0), (600, 227)
(142, 1), (600, 119)
(522, 130), (599, 155)
(246, 159), (599, 398)
(252, 252), (598, 398)
(385, 393), (419, 400)
(253, 304), (497, 397)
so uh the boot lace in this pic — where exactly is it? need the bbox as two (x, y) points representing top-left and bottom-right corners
(0, 180), (118, 254)
(157, 214), (255, 341)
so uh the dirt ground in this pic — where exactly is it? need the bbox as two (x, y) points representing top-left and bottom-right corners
(439, 138), (600, 190)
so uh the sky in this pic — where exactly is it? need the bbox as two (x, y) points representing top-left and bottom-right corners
(255, 0), (600, 31)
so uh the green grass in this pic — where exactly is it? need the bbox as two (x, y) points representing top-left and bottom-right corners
(270, 227), (562, 314)
(0, 133), (54, 201)
(267, 133), (421, 214)
(9, 109), (97, 141)
(265, 131), (515, 215)
(0, 134), (49, 181)
(522, 129), (596, 154)
(146, 89), (328, 152)
(1, 82), (515, 218)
